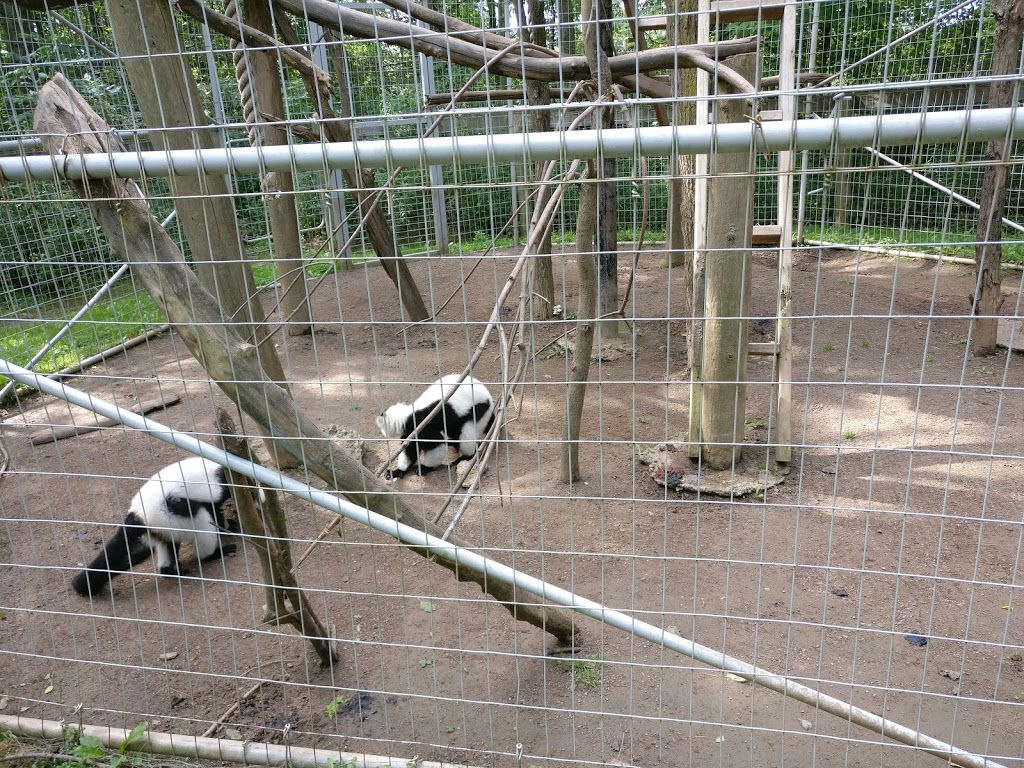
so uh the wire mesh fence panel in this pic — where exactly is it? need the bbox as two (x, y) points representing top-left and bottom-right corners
(0, 1), (1022, 768)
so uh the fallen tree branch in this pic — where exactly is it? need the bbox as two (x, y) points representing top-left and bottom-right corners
(29, 394), (181, 445)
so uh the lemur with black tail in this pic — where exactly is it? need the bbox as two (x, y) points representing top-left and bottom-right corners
(72, 457), (238, 596)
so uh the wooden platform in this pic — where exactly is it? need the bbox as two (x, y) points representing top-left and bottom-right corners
(637, 0), (787, 31)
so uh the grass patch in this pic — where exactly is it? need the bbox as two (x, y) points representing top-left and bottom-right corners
(0, 293), (166, 388)
(558, 654), (604, 691)
(809, 225), (1024, 265)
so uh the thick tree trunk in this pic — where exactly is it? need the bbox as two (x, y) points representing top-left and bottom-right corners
(698, 53), (755, 470)
(237, 0), (313, 336)
(34, 75), (579, 646)
(973, 0), (1023, 355)
(105, 0), (297, 468)
(562, 180), (598, 484)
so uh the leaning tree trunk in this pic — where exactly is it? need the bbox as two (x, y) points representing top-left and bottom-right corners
(230, 0), (313, 336)
(561, 179), (599, 484)
(35, 75), (579, 647)
(973, 0), (1023, 356)
(105, 0), (298, 468)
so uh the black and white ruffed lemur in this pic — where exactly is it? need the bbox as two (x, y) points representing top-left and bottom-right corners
(375, 374), (495, 480)
(72, 457), (238, 596)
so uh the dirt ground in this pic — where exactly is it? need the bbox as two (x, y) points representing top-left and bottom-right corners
(1, 246), (1023, 768)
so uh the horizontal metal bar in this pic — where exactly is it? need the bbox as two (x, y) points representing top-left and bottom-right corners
(4, 107), (1021, 183)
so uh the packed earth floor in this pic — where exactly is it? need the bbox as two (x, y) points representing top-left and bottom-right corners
(1, 246), (1023, 767)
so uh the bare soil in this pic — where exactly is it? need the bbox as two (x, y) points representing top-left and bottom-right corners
(1, 247), (1022, 768)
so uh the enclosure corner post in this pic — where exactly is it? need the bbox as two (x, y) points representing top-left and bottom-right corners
(697, 52), (756, 470)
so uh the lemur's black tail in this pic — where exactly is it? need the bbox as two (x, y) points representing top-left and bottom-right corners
(71, 513), (152, 596)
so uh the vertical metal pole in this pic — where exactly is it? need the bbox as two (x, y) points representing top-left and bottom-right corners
(418, 28), (449, 254)
(794, 0), (820, 246)
(200, 19), (233, 193)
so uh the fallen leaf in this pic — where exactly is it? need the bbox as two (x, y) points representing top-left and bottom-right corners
(159, 652), (179, 661)
(223, 728), (243, 741)
(419, 600), (434, 613)
(800, 719), (813, 731)
(939, 670), (961, 681)
(43, 684), (53, 695)
(725, 673), (748, 683)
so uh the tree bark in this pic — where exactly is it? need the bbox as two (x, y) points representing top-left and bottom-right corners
(524, 0), (556, 318)
(34, 75), (578, 646)
(665, 0), (697, 302)
(698, 53), (756, 470)
(271, 0), (757, 95)
(217, 410), (335, 667)
(562, 179), (598, 484)
(236, 0), (313, 336)
(581, 0), (618, 337)
(105, 0), (297, 468)
(973, 0), (1022, 355)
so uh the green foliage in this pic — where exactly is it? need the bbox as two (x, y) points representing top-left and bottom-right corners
(0, 292), (165, 389)
(44, 722), (147, 768)
(325, 695), (351, 719)
(810, 224), (1024, 265)
(558, 654), (604, 691)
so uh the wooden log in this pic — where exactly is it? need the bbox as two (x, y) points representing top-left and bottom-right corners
(29, 395), (181, 445)
(217, 409), (335, 667)
(33, 75), (578, 646)
(698, 52), (755, 470)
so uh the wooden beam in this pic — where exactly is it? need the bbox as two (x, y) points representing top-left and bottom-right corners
(638, 0), (786, 32)
(752, 224), (781, 246)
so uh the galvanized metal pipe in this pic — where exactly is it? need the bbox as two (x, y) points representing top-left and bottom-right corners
(0, 358), (1008, 768)
(0, 715), (474, 768)
(5, 107), (1022, 182)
